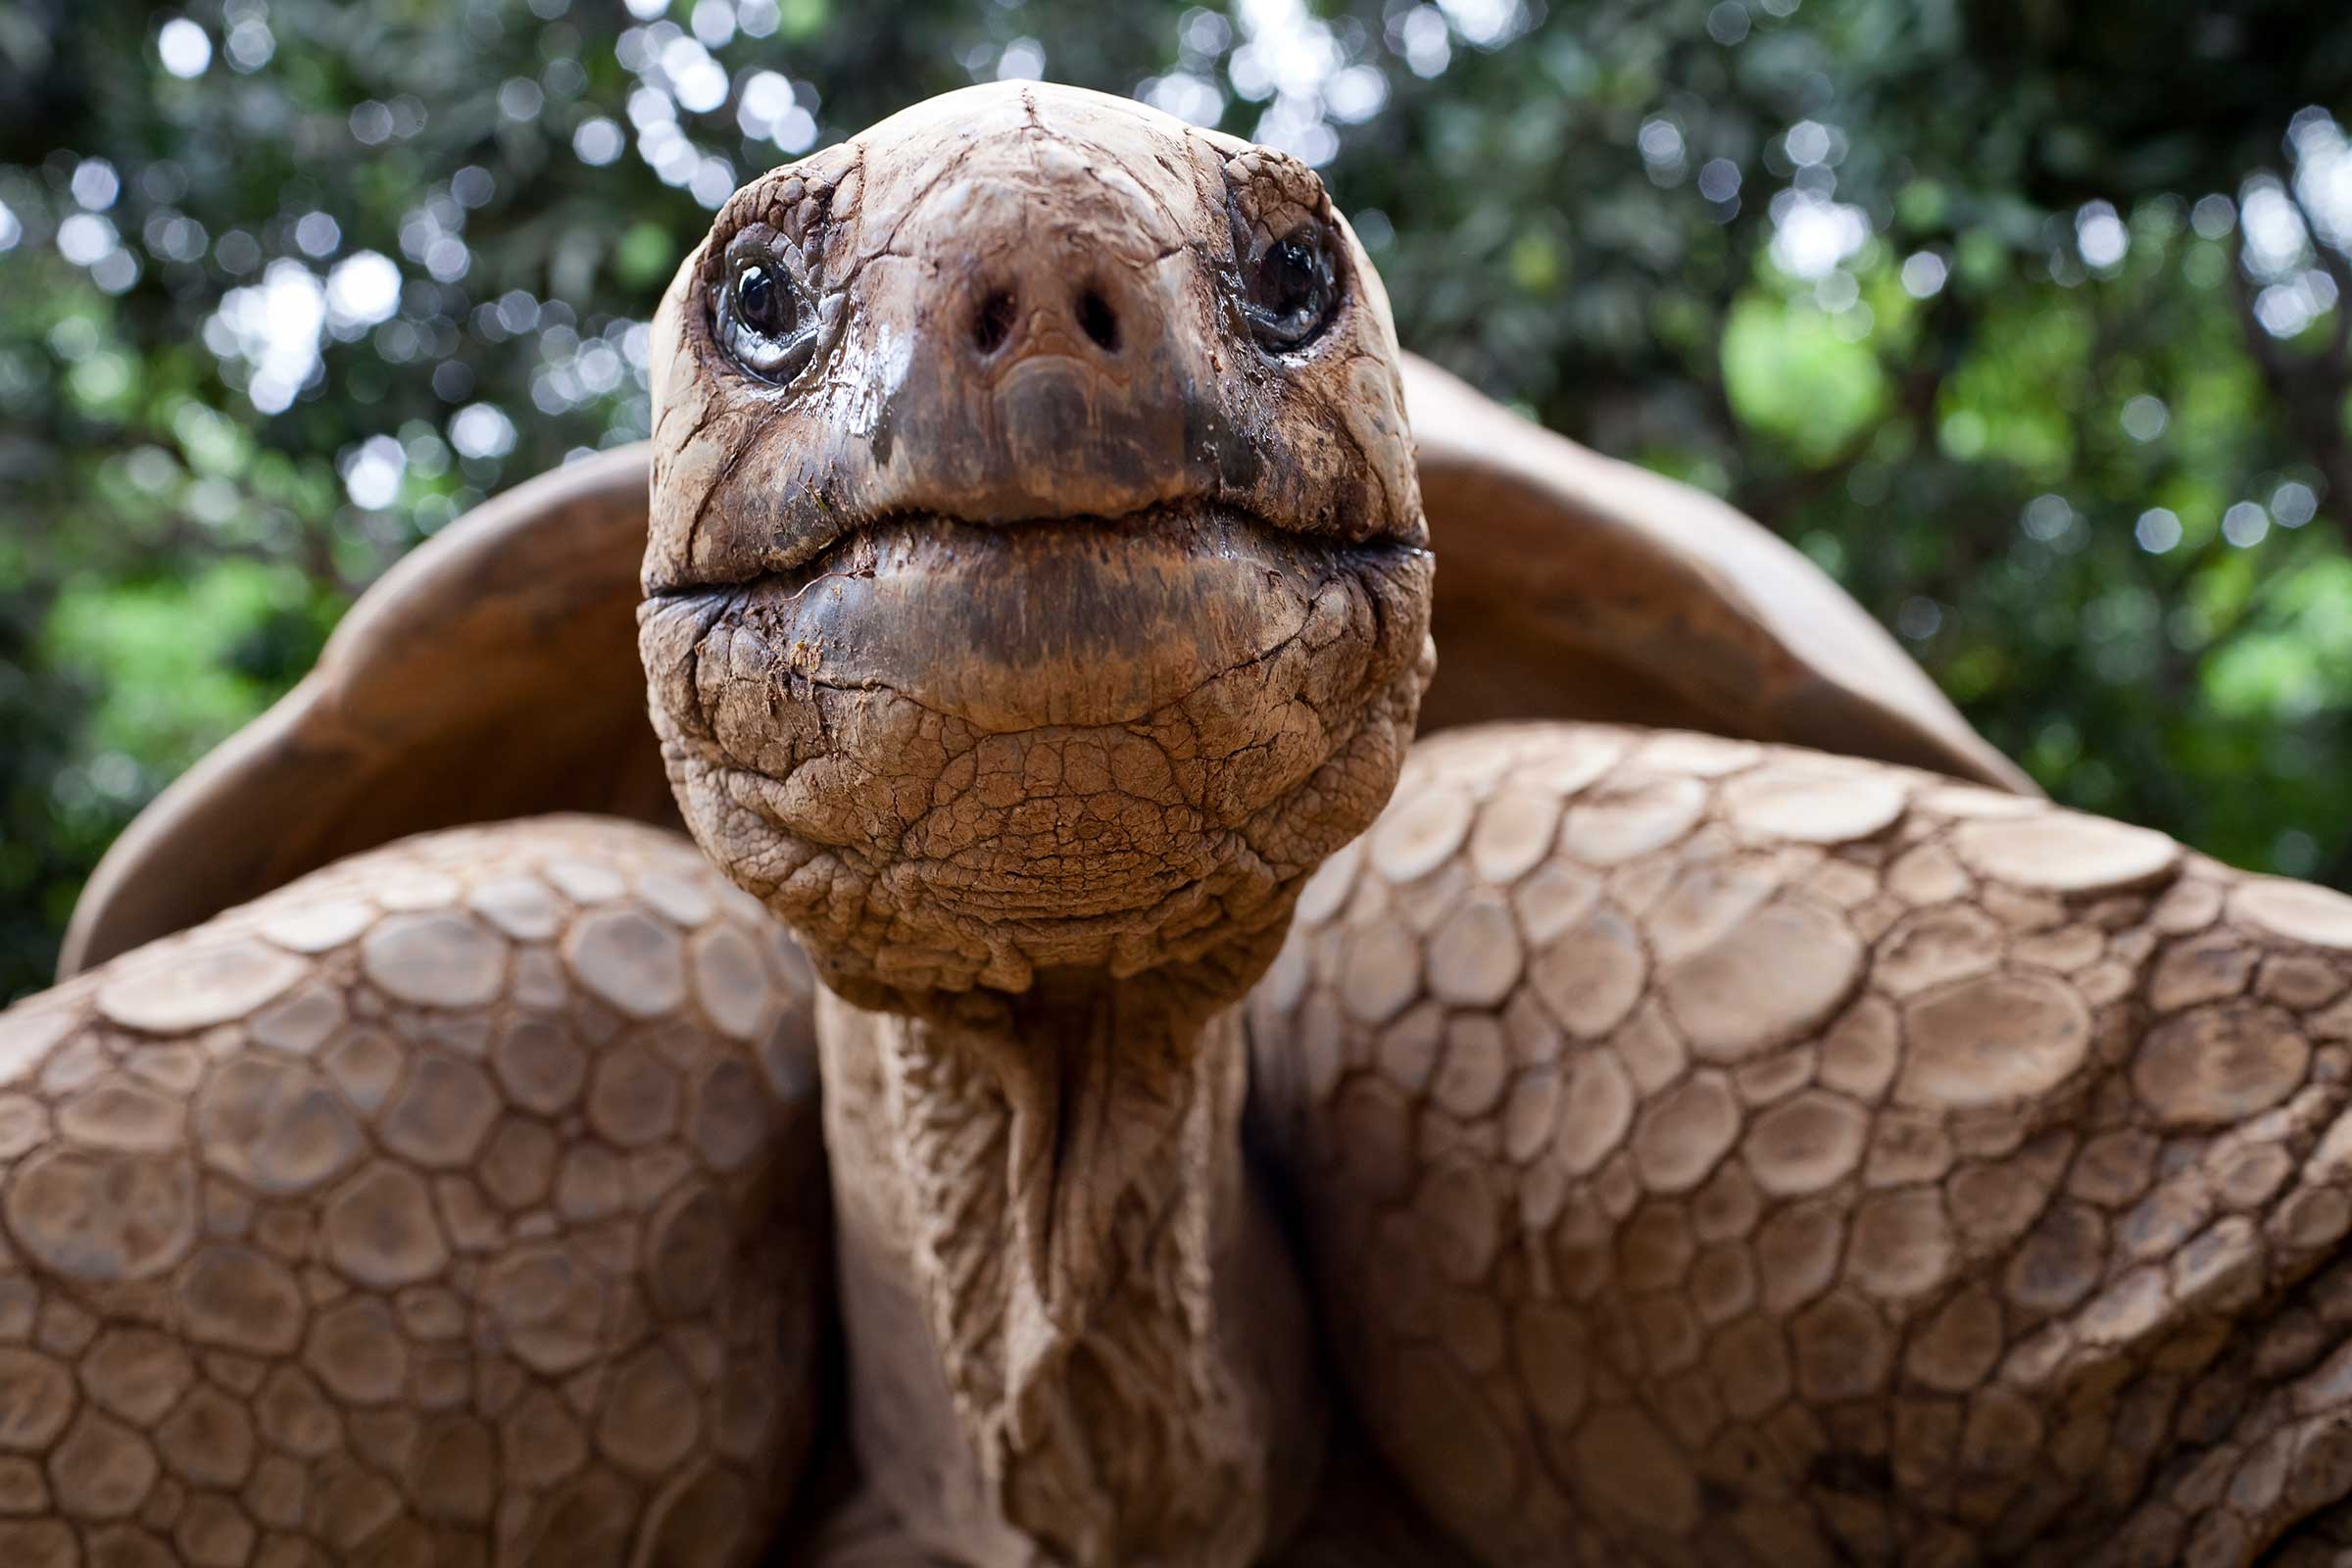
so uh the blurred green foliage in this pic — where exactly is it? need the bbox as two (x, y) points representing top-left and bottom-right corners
(3, 0), (2351, 1002)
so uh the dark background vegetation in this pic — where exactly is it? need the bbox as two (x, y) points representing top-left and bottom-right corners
(3, 0), (2350, 1002)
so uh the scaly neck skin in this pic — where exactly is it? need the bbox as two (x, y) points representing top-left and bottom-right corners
(815, 968), (1323, 1567)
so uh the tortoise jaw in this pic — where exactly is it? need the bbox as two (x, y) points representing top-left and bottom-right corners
(636, 504), (1434, 1002)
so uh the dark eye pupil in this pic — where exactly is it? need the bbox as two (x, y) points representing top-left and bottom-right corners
(1269, 240), (1318, 308)
(1241, 220), (1337, 350)
(737, 262), (793, 336)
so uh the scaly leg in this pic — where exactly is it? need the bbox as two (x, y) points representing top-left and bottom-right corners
(1250, 720), (2352, 1566)
(0, 816), (827, 1568)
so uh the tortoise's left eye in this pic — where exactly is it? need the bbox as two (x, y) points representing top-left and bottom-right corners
(1241, 220), (1342, 353)
(716, 234), (816, 383)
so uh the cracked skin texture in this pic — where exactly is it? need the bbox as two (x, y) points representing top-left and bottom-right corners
(15, 80), (2352, 1568)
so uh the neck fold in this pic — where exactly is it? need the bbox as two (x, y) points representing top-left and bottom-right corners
(815, 978), (1321, 1567)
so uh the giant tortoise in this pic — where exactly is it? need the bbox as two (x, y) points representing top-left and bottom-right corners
(10, 81), (2352, 1568)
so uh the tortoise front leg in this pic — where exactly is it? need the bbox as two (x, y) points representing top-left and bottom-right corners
(1249, 720), (2352, 1567)
(0, 816), (829, 1568)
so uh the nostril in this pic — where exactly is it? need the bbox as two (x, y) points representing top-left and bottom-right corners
(973, 291), (1017, 356)
(1076, 288), (1119, 353)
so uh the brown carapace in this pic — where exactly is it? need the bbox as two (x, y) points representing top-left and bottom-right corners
(14, 81), (2352, 1568)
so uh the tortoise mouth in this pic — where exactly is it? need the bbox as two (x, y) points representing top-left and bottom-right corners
(644, 504), (1425, 734)
(651, 489), (1424, 593)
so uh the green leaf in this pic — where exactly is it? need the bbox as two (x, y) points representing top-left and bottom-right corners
(1721, 294), (1888, 464)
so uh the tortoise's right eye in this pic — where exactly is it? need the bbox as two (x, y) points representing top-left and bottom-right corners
(715, 234), (816, 383)
(1220, 146), (1348, 356)
(1242, 220), (1342, 353)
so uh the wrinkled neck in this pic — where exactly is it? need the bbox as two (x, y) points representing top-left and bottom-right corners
(814, 975), (1320, 1567)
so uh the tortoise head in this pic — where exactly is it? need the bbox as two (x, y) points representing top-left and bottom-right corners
(639, 82), (1436, 1010)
